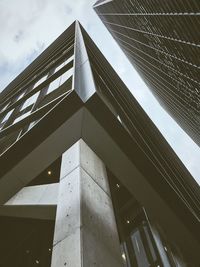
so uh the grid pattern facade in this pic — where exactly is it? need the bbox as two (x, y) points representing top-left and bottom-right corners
(1, 21), (200, 236)
(94, 0), (200, 146)
(1, 21), (200, 266)
(0, 25), (74, 155)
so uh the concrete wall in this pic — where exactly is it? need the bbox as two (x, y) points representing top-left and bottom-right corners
(51, 139), (123, 267)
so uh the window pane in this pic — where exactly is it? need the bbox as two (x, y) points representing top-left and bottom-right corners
(13, 110), (31, 124)
(28, 121), (36, 131)
(131, 229), (150, 267)
(54, 56), (73, 74)
(65, 55), (73, 66)
(16, 91), (25, 101)
(1, 109), (14, 123)
(33, 74), (48, 89)
(22, 92), (40, 109)
(54, 61), (65, 73)
(0, 102), (9, 112)
(144, 226), (157, 262)
(60, 68), (73, 86)
(47, 76), (61, 94)
(121, 243), (131, 267)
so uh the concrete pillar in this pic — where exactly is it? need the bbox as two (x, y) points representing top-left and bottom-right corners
(51, 139), (123, 267)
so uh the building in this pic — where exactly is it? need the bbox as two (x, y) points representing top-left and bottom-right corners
(94, 0), (200, 147)
(0, 21), (200, 266)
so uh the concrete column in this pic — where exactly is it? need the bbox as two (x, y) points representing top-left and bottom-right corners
(51, 139), (123, 267)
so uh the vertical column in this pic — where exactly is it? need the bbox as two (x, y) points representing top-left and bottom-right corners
(51, 139), (123, 267)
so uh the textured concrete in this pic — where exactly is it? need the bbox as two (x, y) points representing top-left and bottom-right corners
(0, 183), (58, 220)
(0, 108), (83, 204)
(51, 139), (122, 267)
(0, 205), (56, 220)
(5, 183), (58, 205)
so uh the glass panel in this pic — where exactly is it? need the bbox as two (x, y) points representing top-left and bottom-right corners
(131, 229), (150, 267)
(65, 55), (73, 66)
(54, 55), (73, 74)
(47, 68), (73, 95)
(0, 102), (9, 112)
(47, 76), (61, 94)
(121, 243), (131, 267)
(28, 121), (37, 131)
(33, 74), (48, 89)
(144, 226), (157, 262)
(21, 92), (40, 110)
(1, 109), (14, 123)
(54, 61), (65, 73)
(60, 68), (73, 85)
(13, 110), (31, 124)
(16, 91), (25, 101)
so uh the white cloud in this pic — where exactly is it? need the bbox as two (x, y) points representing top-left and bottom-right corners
(0, 0), (199, 183)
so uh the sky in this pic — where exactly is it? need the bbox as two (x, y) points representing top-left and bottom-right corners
(0, 0), (200, 184)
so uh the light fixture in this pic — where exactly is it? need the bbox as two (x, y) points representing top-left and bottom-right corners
(47, 170), (52, 175)
(126, 220), (130, 224)
(48, 248), (52, 251)
(36, 260), (40, 264)
(116, 183), (120, 188)
(122, 253), (126, 261)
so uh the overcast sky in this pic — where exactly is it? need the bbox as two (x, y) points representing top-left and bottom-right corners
(0, 0), (200, 184)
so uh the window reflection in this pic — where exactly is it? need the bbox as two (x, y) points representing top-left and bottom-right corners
(131, 230), (150, 267)
(54, 55), (73, 75)
(0, 102), (9, 112)
(1, 109), (14, 123)
(121, 243), (131, 267)
(16, 91), (25, 101)
(47, 68), (73, 95)
(54, 61), (65, 73)
(21, 92), (40, 110)
(60, 68), (73, 85)
(27, 121), (37, 131)
(13, 110), (31, 124)
(47, 76), (61, 94)
(33, 74), (48, 89)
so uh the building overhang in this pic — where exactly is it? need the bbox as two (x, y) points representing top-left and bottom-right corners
(0, 90), (199, 262)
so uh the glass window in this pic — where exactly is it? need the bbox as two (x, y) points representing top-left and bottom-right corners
(54, 55), (73, 74)
(65, 55), (74, 66)
(33, 74), (48, 89)
(15, 91), (25, 102)
(13, 110), (31, 124)
(28, 121), (36, 130)
(47, 67), (73, 95)
(131, 229), (150, 267)
(47, 76), (61, 94)
(1, 109), (14, 123)
(60, 68), (73, 85)
(0, 102), (9, 112)
(54, 61), (65, 73)
(144, 226), (157, 262)
(21, 92), (40, 110)
(121, 243), (131, 267)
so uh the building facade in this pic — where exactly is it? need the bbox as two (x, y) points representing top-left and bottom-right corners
(0, 21), (200, 266)
(94, 0), (200, 147)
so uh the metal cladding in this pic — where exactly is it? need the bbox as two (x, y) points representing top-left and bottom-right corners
(94, 0), (200, 147)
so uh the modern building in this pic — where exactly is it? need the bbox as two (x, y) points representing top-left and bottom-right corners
(94, 0), (200, 147)
(0, 21), (199, 266)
